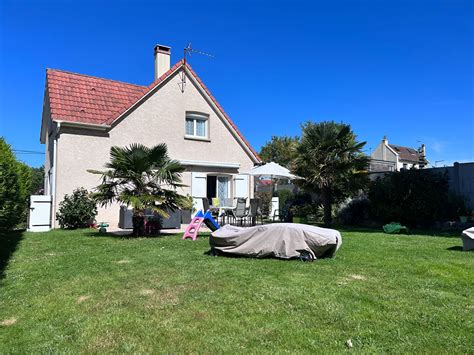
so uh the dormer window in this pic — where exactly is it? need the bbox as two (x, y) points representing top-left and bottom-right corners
(185, 112), (209, 140)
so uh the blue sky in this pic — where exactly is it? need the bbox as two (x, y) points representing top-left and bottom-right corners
(1, 0), (472, 167)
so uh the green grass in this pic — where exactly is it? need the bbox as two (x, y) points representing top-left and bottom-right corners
(0, 228), (472, 353)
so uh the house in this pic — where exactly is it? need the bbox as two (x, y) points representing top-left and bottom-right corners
(370, 136), (428, 173)
(40, 44), (261, 228)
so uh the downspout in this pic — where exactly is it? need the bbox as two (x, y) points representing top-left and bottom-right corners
(51, 122), (60, 229)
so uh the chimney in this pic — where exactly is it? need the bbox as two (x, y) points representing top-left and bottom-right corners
(154, 44), (171, 80)
(419, 143), (426, 164)
(382, 136), (388, 160)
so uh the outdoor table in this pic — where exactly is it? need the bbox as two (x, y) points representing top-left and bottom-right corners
(209, 205), (235, 225)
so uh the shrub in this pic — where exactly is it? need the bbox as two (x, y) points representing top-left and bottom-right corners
(275, 189), (294, 212)
(56, 188), (97, 229)
(368, 169), (467, 227)
(290, 202), (323, 220)
(337, 198), (370, 226)
(256, 191), (272, 217)
(0, 138), (21, 232)
(16, 162), (32, 228)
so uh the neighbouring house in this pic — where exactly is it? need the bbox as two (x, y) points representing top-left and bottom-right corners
(370, 136), (428, 173)
(40, 44), (261, 228)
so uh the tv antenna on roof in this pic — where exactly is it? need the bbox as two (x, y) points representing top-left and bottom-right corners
(179, 42), (214, 93)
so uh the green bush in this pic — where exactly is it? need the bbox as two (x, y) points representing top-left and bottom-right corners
(56, 188), (97, 229)
(369, 169), (467, 227)
(255, 190), (272, 217)
(0, 138), (22, 232)
(275, 189), (294, 212)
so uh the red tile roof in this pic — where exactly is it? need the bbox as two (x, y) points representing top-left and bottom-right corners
(46, 69), (148, 125)
(45, 61), (260, 161)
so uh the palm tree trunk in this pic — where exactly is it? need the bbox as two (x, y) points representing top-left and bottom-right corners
(322, 188), (332, 227)
(132, 209), (145, 236)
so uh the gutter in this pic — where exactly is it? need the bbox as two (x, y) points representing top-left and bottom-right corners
(178, 159), (240, 169)
(53, 119), (111, 130)
(51, 121), (60, 229)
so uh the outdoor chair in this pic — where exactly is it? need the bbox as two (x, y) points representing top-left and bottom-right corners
(231, 198), (248, 226)
(247, 198), (263, 226)
(211, 197), (221, 207)
(202, 197), (210, 212)
(202, 197), (219, 221)
(272, 209), (281, 222)
(223, 198), (234, 208)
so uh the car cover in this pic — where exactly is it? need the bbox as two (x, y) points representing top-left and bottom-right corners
(210, 223), (342, 260)
(461, 227), (474, 251)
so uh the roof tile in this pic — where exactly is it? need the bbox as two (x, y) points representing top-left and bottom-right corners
(45, 61), (260, 161)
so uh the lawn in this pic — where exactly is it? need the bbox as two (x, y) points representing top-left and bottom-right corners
(0, 227), (472, 353)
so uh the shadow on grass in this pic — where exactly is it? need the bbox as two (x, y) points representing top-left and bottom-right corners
(81, 230), (180, 239)
(0, 230), (24, 280)
(336, 225), (461, 239)
(447, 246), (472, 252)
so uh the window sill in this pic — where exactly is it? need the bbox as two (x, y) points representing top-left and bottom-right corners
(184, 135), (211, 142)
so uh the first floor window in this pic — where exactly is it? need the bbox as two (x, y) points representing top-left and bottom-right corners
(185, 112), (208, 138)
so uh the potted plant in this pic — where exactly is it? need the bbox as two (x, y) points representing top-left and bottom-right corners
(181, 194), (195, 224)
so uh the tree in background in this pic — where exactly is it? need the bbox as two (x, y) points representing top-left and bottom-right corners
(293, 121), (369, 227)
(0, 138), (22, 231)
(89, 143), (190, 236)
(0, 138), (45, 232)
(259, 136), (299, 168)
(16, 162), (32, 226)
(29, 166), (44, 195)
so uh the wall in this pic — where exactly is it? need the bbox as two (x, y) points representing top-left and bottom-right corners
(53, 70), (257, 227)
(428, 162), (474, 210)
(371, 141), (397, 165)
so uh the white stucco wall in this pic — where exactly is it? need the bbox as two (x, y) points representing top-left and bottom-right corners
(51, 70), (257, 227)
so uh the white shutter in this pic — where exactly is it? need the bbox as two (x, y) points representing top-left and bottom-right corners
(234, 174), (249, 198)
(191, 172), (207, 212)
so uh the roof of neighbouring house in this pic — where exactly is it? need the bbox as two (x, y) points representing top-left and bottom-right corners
(44, 60), (260, 161)
(389, 144), (424, 163)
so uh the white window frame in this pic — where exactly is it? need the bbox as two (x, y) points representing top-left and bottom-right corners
(185, 112), (209, 140)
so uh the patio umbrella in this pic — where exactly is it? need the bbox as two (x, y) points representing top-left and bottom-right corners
(242, 161), (299, 194)
(242, 162), (299, 180)
(242, 162), (299, 220)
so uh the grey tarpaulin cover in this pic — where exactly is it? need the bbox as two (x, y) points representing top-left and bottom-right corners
(461, 227), (474, 251)
(210, 223), (342, 260)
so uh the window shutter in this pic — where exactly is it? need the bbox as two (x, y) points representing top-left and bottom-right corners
(234, 174), (249, 198)
(191, 172), (207, 212)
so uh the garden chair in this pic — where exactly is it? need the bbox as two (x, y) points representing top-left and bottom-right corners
(247, 198), (263, 226)
(202, 197), (220, 222)
(231, 198), (248, 226)
(202, 197), (210, 212)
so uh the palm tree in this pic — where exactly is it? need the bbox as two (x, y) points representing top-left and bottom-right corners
(292, 121), (369, 227)
(88, 143), (190, 236)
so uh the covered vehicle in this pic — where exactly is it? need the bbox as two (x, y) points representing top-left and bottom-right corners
(461, 227), (474, 251)
(210, 223), (342, 261)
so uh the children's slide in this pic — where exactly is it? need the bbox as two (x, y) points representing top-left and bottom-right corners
(182, 210), (220, 240)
